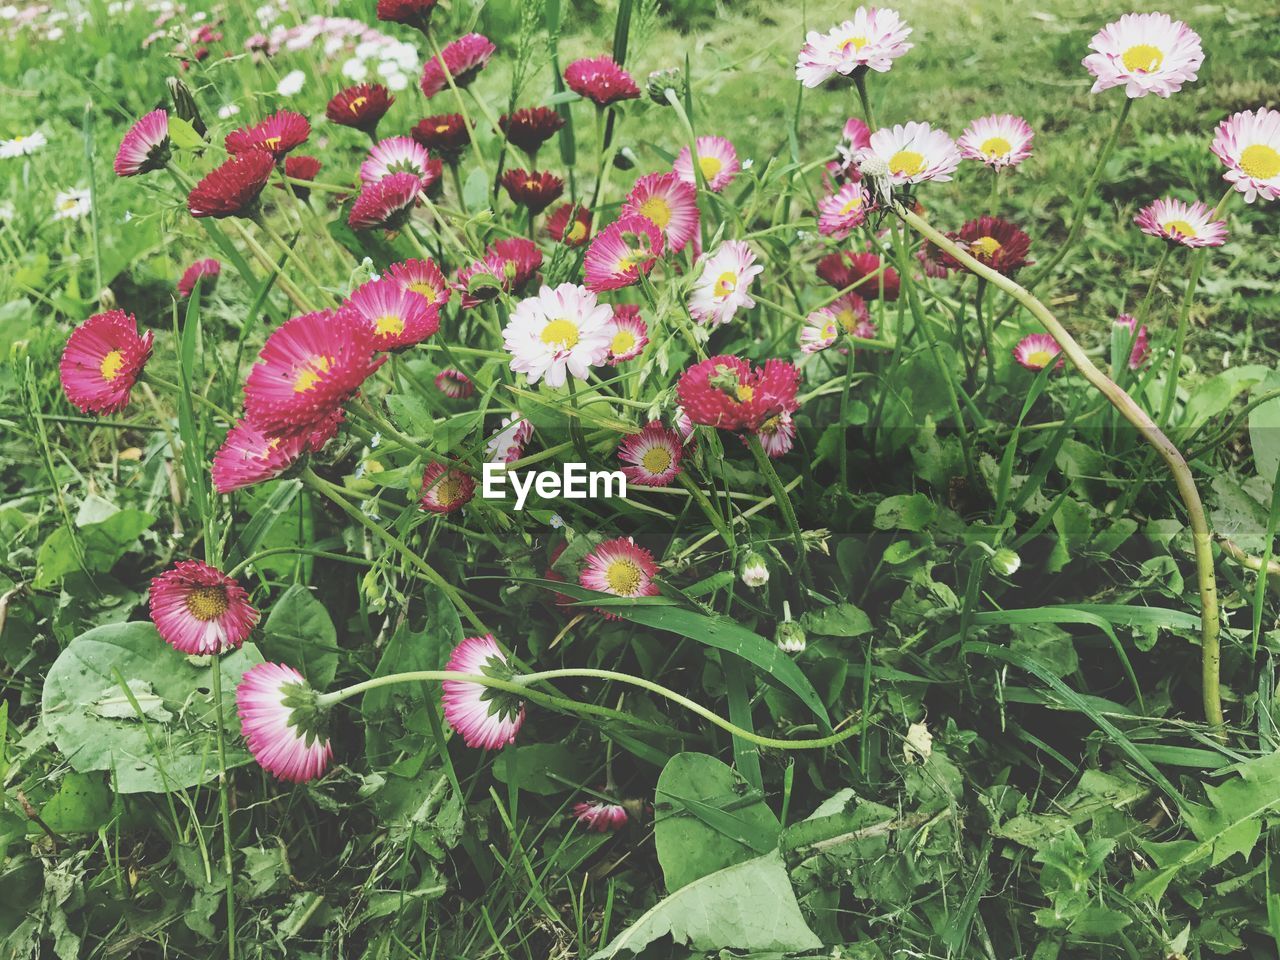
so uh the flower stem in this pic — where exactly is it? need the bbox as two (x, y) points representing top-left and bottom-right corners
(853, 70), (876, 130)
(210, 658), (237, 960)
(746, 434), (810, 582)
(426, 33), (493, 196)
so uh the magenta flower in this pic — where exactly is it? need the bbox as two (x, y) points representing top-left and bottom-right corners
(149, 560), (259, 655)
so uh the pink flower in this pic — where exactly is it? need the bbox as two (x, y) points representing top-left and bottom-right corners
(419, 460), (475, 513)
(211, 420), (306, 494)
(572, 800), (628, 832)
(755, 410), (796, 458)
(224, 110), (311, 160)
(622, 172), (699, 253)
(114, 109), (170, 176)
(420, 33), (495, 98)
(435, 368), (474, 398)
(618, 421), (683, 486)
(817, 181), (870, 238)
(360, 136), (442, 195)
(486, 414), (533, 463)
(177, 258), (220, 298)
(236, 662), (332, 783)
(1114, 313), (1150, 370)
(442, 635), (525, 749)
(187, 150), (275, 219)
(1211, 108), (1280, 204)
(564, 56), (640, 106)
(795, 7), (913, 86)
(456, 238), (543, 308)
(800, 309), (840, 353)
(863, 122), (961, 185)
(59, 310), (154, 414)
(386, 257), (452, 310)
(341, 276), (440, 350)
(1133, 197), (1227, 247)
(676, 355), (800, 432)
(580, 538), (660, 617)
(149, 560), (259, 655)
(1082, 13), (1203, 99)
(957, 114), (1034, 169)
(673, 135), (739, 192)
(583, 215), (664, 292)
(1013, 333), (1063, 371)
(606, 304), (648, 364)
(348, 171), (423, 231)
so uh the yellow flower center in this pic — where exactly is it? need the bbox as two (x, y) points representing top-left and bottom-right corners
(1163, 219), (1196, 239)
(840, 193), (863, 215)
(1239, 143), (1280, 180)
(605, 558), (643, 595)
(761, 414), (781, 434)
(435, 123), (451, 133)
(837, 308), (859, 334)
(970, 236), (1002, 258)
(185, 585), (229, 621)
(698, 155), (723, 180)
(349, 96), (367, 114)
(567, 220), (587, 243)
(409, 280), (439, 301)
(1121, 44), (1164, 73)
(1027, 350), (1054, 368)
(640, 446), (672, 475)
(979, 136), (1012, 158)
(822, 320), (838, 340)
(263, 135), (282, 150)
(841, 35), (868, 52)
(540, 318), (579, 350)
(434, 474), (463, 506)
(375, 313), (404, 336)
(713, 271), (738, 298)
(100, 350), (125, 381)
(293, 356), (333, 393)
(735, 383), (754, 402)
(61, 198), (79, 210)
(610, 329), (636, 356)
(638, 196), (672, 229)
(889, 149), (925, 177)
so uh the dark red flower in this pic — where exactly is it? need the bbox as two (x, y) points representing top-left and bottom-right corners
(500, 169), (564, 214)
(326, 83), (394, 136)
(177, 258), (220, 298)
(376, 0), (437, 32)
(224, 110), (310, 162)
(676, 355), (801, 433)
(815, 250), (900, 300)
(188, 150), (275, 219)
(420, 34), (495, 99)
(412, 114), (471, 163)
(280, 155), (321, 201)
(564, 56), (641, 106)
(348, 171), (421, 231)
(942, 216), (1033, 276)
(546, 202), (592, 247)
(499, 106), (565, 158)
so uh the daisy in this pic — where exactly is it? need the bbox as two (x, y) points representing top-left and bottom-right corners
(957, 114), (1033, 169)
(211, 420), (305, 494)
(435, 368), (474, 398)
(1134, 197), (1227, 247)
(673, 135), (739, 192)
(1013, 333), (1063, 371)
(341, 276), (439, 350)
(617, 422), (683, 486)
(948, 216), (1034, 274)
(243, 309), (384, 436)
(225, 110), (310, 161)
(412, 113), (470, 163)
(360, 136), (441, 196)
(605, 304), (647, 364)
(837, 118), (873, 171)
(177, 258), (220, 298)
(188, 150), (275, 219)
(676, 355), (800, 432)
(1082, 13), (1203, 99)
(503, 283), (614, 388)
(800, 308), (841, 353)
(756, 410), (796, 458)
(114, 109), (170, 177)
(441, 635), (525, 749)
(348, 170), (421, 230)
(487, 414), (533, 463)
(60, 310), (154, 414)
(580, 537), (660, 618)
(326, 83), (394, 136)
(419, 460), (475, 513)
(829, 291), (872, 336)
(864, 122), (961, 185)
(1114, 313), (1150, 370)
(564, 56), (640, 106)
(583, 215), (664, 292)
(1, 130), (47, 158)
(386, 258), (451, 310)
(501, 169), (564, 214)
(546, 202), (592, 247)
(1212, 108), (1280, 203)
(816, 250), (900, 300)
(281, 155), (321, 201)
(572, 800), (628, 832)
(52, 188), (91, 222)
(236, 662), (333, 783)
(376, 0), (437, 32)
(276, 70), (306, 97)
(689, 240), (762, 327)
(622, 172), (699, 253)
(420, 33), (495, 99)
(499, 106), (565, 159)
(149, 560), (259, 655)
(795, 8), (913, 86)
(817, 181), (871, 238)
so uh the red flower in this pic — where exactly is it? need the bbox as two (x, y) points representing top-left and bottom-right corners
(815, 250), (900, 300)
(564, 56), (640, 106)
(676, 355), (800, 432)
(386, 258), (452, 310)
(224, 110), (310, 161)
(188, 150), (275, 219)
(500, 169), (564, 214)
(59, 310), (154, 414)
(419, 460), (475, 514)
(499, 106), (565, 158)
(943, 216), (1033, 276)
(376, 0), (437, 31)
(211, 420), (305, 494)
(280, 154), (321, 202)
(348, 171), (421, 231)
(326, 83), (394, 136)
(420, 34), (495, 99)
(177, 258), (220, 298)
(411, 114), (470, 163)
(455, 237), (542, 308)
(546, 202), (592, 247)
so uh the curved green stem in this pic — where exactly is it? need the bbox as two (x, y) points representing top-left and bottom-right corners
(746, 434), (810, 581)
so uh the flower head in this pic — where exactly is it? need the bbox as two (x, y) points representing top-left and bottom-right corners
(435, 368), (474, 399)
(618, 422), (683, 487)
(52, 189), (91, 222)
(583, 215), (664, 292)
(386, 258), (452, 310)
(188, 150), (275, 218)
(114, 109), (170, 176)
(606, 304), (648, 364)
(547, 202), (592, 247)
(411, 114), (470, 163)
(326, 83), (394, 136)
(178, 258), (221, 298)
(281, 155), (322, 201)
(565, 56), (640, 106)
(342, 277), (440, 350)
(816, 250), (899, 300)
(420, 460), (476, 514)
(420, 34), (496, 98)
(676, 355), (800, 432)
(795, 8), (913, 86)
(499, 106), (565, 159)
(689, 240), (763, 327)
(501, 168), (564, 214)
(1114, 313), (1150, 370)
(673, 135), (740, 192)
(1134, 197), (1227, 247)
(957, 114), (1033, 169)
(817, 180), (871, 238)
(236, 662), (333, 783)
(456, 237), (542, 308)
(442, 635), (525, 749)
(756, 410), (796, 458)
(1082, 13), (1203, 99)
(503, 283), (614, 388)
(348, 170), (421, 230)
(572, 801), (628, 832)
(830, 292), (873, 337)
(486, 414), (533, 463)
(60, 310), (154, 414)
(244, 310), (384, 436)
(0, 130), (47, 158)
(225, 110), (310, 161)
(360, 135), (441, 194)
(1212, 108), (1280, 204)
(580, 538), (660, 613)
(212, 420), (305, 494)
(863, 122), (960, 185)
(740, 552), (769, 588)
(622, 172), (699, 253)
(149, 560), (258, 655)
(800, 308), (841, 354)
(948, 216), (1033, 275)
(1013, 333), (1063, 371)
(376, 0), (438, 32)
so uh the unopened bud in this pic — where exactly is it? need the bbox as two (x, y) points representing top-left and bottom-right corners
(646, 68), (686, 106)
(740, 552), (768, 589)
(775, 621), (806, 654)
(166, 76), (207, 137)
(991, 547), (1021, 577)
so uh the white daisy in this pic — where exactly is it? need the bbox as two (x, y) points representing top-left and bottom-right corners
(1, 130), (47, 159)
(862, 122), (961, 185)
(688, 240), (763, 327)
(276, 69), (306, 97)
(503, 283), (614, 388)
(52, 188), (91, 222)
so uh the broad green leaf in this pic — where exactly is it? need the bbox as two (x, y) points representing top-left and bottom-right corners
(39, 773), (112, 835)
(261, 584), (339, 688)
(34, 501), (154, 588)
(167, 115), (203, 149)
(873, 493), (936, 532)
(1249, 382), (1280, 481)
(801, 602), (872, 638)
(490, 743), (589, 796)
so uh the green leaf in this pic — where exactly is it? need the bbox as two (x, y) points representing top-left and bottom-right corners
(588, 850), (821, 959)
(167, 115), (204, 149)
(873, 493), (936, 532)
(261, 584), (339, 688)
(39, 773), (112, 834)
(490, 743), (589, 795)
(801, 602), (872, 638)
(34, 498), (154, 588)
(41, 622), (262, 793)
(654, 752), (780, 891)
(1249, 382), (1280, 482)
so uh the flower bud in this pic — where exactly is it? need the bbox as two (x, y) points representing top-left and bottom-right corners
(775, 621), (806, 654)
(991, 547), (1021, 577)
(646, 68), (686, 106)
(167, 76), (207, 138)
(740, 552), (768, 589)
